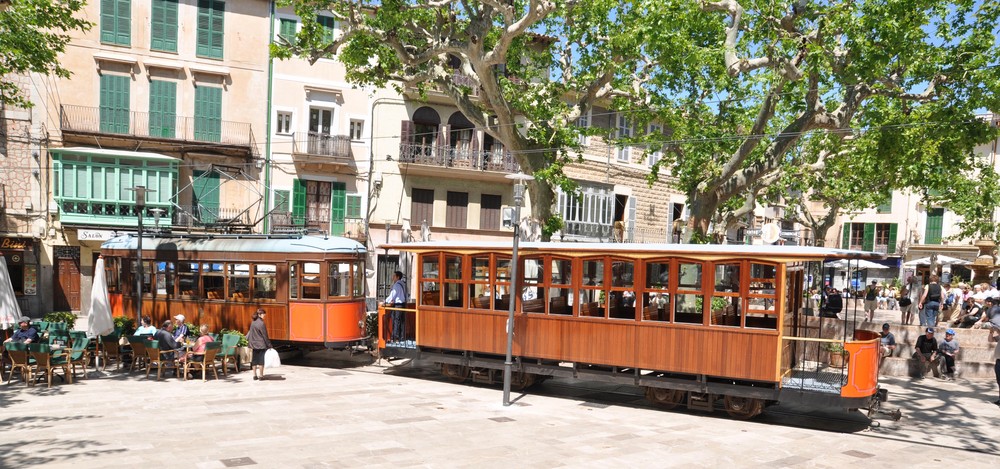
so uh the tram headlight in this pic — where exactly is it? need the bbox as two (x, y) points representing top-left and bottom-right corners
(358, 320), (364, 330)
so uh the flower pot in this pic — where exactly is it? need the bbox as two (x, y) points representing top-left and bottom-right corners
(829, 350), (847, 368)
(237, 346), (252, 370)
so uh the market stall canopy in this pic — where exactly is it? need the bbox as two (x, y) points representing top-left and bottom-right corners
(902, 255), (972, 267)
(824, 259), (889, 270)
(0, 257), (21, 329)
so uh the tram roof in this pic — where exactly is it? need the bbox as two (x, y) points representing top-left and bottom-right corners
(102, 235), (366, 254)
(380, 241), (883, 262)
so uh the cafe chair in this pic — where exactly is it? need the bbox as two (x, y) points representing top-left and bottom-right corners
(68, 337), (92, 380)
(144, 340), (179, 381)
(28, 343), (72, 388)
(127, 335), (151, 372)
(3, 342), (35, 386)
(218, 333), (241, 376)
(100, 334), (125, 371)
(184, 342), (222, 382)
(33, 321), (50, 333)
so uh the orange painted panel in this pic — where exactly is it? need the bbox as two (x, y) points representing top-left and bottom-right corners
(842, 335), (880, 398)
(325, 301), (366, 342)
(109, 294), (124, 318)
(289, 302), (325, 342)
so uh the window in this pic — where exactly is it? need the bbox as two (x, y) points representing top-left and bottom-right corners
(577, 112), (589, 145)
(328, 261), (350, 298)
(420, 255), (440, 306)
(557, 182), (613, 238)
(303, 180), (332, 231)
(849, 223), (865, 249)
(617, 113), (632, 162)
(101, 0), (131, 46)
(608, 259), (635, 319)
(197, 0), (225, 59)
(480, 194), (501, 230)
(469, 255), (492, 310)
(253, 264), (277, 301)
(346, 194), (362, 219)
(411, 188), (434, 227)
(674, 262), (703, 324)
(202, 262), (225, 299)
(151, 0), (178, 52)
(309, 107), (333, 135)
(228, 264), (250, 301)
(444, 255), (464, 307)
(318, 15), (336, 42)
(711, 263), (741, 327)
(149, 80), (177, 138)
(746, 263), (777, 329)
(177, 262), (200, 298)
(925, 208), (944, 244)
(99, 74), (130, 134)
(579, 258), (605, 318)
(446, 191), (468, 229)
(352, 260), (365, 297)
(643, 260), (670, 321)
(276, 111), (292, 134)
(278, 18), (297, 45)
(273, 190), (290, 213)
(522, 258), (545, 313)
(648, 124), (662, 167)
(156, 262), (176, 298)
(549, 258), (573, 315)
(194, 86), (222, 142)
(349, 119), (364, 140)
(876, 194), (892, 213)
(300, 262), (321, 299)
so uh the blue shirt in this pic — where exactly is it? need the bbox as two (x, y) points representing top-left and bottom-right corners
(385, 279), (407, 305)
(10, 327), (39, 343)
(173, 323), (188, 340)
(135, 325), (157, 335)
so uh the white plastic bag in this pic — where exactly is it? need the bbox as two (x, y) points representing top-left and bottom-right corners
(264, 348), (281, 369)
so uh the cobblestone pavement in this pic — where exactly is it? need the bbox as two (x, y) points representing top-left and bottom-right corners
(1, 352), (998, 469)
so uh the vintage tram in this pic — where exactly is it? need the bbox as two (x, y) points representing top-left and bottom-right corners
(378, 241), (883, 419)
(100, 234), (367, 348)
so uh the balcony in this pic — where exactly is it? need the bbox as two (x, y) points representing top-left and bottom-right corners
(266, 212), (366, 242)
(56, 198), (173, 227)
(59, 104), (256, 157)
(173, 205), (258, 234)
(399, 143), (520, 180)
(290, 132), (353, 166)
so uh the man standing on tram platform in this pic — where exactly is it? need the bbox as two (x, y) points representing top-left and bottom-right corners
(384, 271), (408, 346)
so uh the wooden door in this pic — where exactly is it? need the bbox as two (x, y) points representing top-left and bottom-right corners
(55, 257), (82, 311)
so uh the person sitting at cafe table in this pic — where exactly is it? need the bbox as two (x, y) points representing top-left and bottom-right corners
(178, 325), (213, 364)
(134, 315), (157, 335)
(172, 314), (188, 342)
(4, 316), (39, 344)
(153, 320), (184, 360)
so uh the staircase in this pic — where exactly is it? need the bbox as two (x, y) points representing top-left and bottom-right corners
(872, 323), (998, 379)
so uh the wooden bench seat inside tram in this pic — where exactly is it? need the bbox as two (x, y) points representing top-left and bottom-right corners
(549, 297), (570, 315)
(523, 298), (545, 313)
(580, 302), (601, 317)
(422, 290), (440, 305)
(473, 296), (491, 309)
(745, 315), (777, 329)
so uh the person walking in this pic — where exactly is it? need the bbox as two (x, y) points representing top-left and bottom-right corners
(247, 308), (272, 381)
(918, 274), (943, 327)
(384, 271), (408, 345)
(864, 280), (879, 322)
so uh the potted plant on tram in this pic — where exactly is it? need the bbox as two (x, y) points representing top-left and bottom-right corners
(826, 342), (848, 368)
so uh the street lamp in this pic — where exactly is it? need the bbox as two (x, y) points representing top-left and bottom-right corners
(125, 186), (154, 324)
(503, 172), (534, 406)
(384, 220), (391, 296)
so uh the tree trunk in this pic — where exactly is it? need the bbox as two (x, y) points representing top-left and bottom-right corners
(687, 193), (719, 243)
(511, 144), (556, 241)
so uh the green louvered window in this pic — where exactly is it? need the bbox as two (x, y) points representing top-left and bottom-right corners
(99, 74), (130, 134)
(101, 0), (131, 46)
(346, 195), (362, 219)
(318, 16), (335, 43)
(197, 0), (225, 59)
(330, 182), (346, 235)
(149, 80), (177, 138)
(279, 18), (297, 45)
(292, 179), (307, 226)
(194, 86), (222, 142)
(925, 208), (944, 245)
(151, 0), (179, 52)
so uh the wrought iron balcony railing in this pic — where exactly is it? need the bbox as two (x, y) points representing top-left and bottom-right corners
(60, 104), (255, 149)
(399, 143), (520, 173)
(291, 132), (352, 159)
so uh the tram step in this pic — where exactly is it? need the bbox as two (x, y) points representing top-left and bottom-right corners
(879, 357), (997, 379)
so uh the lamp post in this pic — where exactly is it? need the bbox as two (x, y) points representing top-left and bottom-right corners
(126, 186), (154, 324)
(503, 172), (534, 406)
(385, 220), (391, 296)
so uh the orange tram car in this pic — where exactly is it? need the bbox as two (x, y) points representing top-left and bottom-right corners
(100, 235), (368, 348)
(378, 241), (885, 419)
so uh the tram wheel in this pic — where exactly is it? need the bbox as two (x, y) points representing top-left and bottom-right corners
(509, 372), (537, 391)
(723, 396), (763, 419)
(440, 364), (470, 384)
(645, 387), (686, 410)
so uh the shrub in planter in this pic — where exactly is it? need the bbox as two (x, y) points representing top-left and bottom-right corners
(114, 316), (136, 336)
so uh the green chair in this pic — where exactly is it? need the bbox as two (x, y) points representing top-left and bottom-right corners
(48, 322), (69, 332)
(218, 333), (240, 376)
(28, 343), (72, 388)
(68, 337), (91, 380)
(69, 331), (87, 347)
(3, 342), (34, 386)
(33, 321), (49, 332)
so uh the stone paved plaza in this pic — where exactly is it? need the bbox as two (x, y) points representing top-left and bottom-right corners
(1, 351), (998, 469)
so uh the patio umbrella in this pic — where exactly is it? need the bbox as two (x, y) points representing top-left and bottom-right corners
(0, 257), (21, 330)
(87, 257), (114, 337)
(824, 259), (889, 270)
(902, 255), (972, 267)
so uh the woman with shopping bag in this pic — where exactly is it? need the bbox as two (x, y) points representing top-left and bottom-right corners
(247, 308), (272, 381)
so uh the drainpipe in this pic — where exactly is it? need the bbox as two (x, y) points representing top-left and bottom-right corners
(262, 1), (276, 234)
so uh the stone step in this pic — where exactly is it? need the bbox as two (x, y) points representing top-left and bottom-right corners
(890, 344), (998, 362)
(879, 357), (997, 379)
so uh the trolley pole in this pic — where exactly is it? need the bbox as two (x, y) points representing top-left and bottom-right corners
(127, 186), (152, 324)
(503, 173), (533, 406)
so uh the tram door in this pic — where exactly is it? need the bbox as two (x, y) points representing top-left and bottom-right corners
(376, 255), (400, 302)
(780, 268), (805, 374)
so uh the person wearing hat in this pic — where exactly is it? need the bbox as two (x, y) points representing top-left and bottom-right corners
(913, 327), (941, 379)
(3, 316), (39, 344)
(879, 323), (897, 359)
(172, 314), (188, 342)
(938, 329), (960, 381)
(863, 280), (880, 322)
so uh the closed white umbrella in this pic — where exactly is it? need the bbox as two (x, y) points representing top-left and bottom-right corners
(0, 257), (21, 330)
(902, 255), (972, 267)
(824, 259), (889, 270)
(87, 258), (114, 337)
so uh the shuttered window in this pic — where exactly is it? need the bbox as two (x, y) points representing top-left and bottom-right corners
(346, 195), (362, 219)
(318, 15), (335, 42)
(278, 18), (297, 45)
(151, 0), (178, 52)
(330, 182), (346, 236)
(480, 194), (501, 230)
(411, 188), (434, 228)
(99, 74), (130, 134)
(101, 0), (131, 46)
(446, 192), (469, 229)
(193, 86), (222, 142)
(925, 208), (944, 245)
(291, 179), (307, 226)
(274, 190), (290, 213)
(148, 80), (177, 138)
(197, 0), (225, 59)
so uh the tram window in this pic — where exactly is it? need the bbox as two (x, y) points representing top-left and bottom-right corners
(302, 262), (321, 299)
(645, 261), (669, 289)
(352, 260), (365, 298)
(139, 260), (153, 297)
(495, 257), (511, 311)
(470, 256), (491, 310)
(710, 296), (741, 327)
(674, 294), (704, 324)
(120, 260), (133, 296)
(253, 264), (277, 301)
(582, 259), (604, 286)
(289, 262), (299, 300)
(678, 263), (702, 289)
(104, 258), (120, 294)
(642, 292), (670, 321)
(228, 264), (250, 301)
(549, 258), (572, 315)
(203, 263), (225, 300)
(420, 255), (441, 306)
(522, 258), (544, 313)
(611, 260), (634, 288)
(442, 255), (463, 307)
(328, 261), (350, 298)
(178, 262), (201, 298)
(579, 258), (605, 318)
(156, 262), (175, 297)
(747, 263), (777, 329)
(714, 263), (740, 293)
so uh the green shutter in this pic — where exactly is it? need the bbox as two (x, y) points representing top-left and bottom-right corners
(318, 15), (335, 42)
(841, 223), (850, 249)
(100, 74), (130, 134)
(194, 86), (222, 142)
(274, 190), (290, 212)
(330, 182), (346, 236)
(279, 18), (297, 45)
(197, 0), (225, 59)
(876, 194), (892, 213)
(346, 195), (361, 219)
(148, 80), (176, 138)
(292, 179), (307, 226)
(101, 0), (131, 46)
(887, 223), (898, 255)
(925, 208), (944, 245)
(151, 0), (178, 52)
(192, 170), (220, 224)
(862, 223), (875, 252)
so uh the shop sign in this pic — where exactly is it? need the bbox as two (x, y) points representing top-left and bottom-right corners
(0, 238), (31, 250)
(78, 229), (117, 241)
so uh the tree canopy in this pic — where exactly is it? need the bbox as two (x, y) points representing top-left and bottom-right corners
(0, 0), (90, 109)
(276, 0), (1000, 242)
